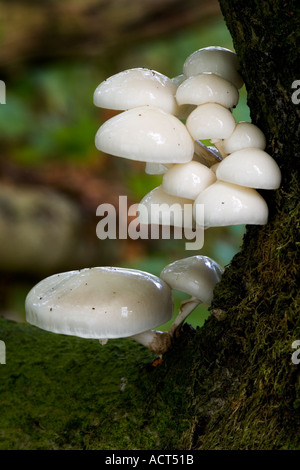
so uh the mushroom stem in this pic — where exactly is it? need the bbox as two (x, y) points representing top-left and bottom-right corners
(130, 329), (172, 356)
(99, 338), (108, 345)
(169, 296), (201, 336)
(128, 297), (201, 355)
(194, 140), (222, 166)
(210, 138), (227, 158)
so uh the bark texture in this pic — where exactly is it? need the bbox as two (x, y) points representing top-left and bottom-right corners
(199, 0), (300, 449)
(0, 0), (300, 450)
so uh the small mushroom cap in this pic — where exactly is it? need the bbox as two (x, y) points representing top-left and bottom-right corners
(183, 46), (244, 89)
(25, 267), (173, 339)
(176, 73), (239, 109)
(171, 74), (197, 119)
(160, 255), (223, 304)
(186, 103), (236, 141)
(221, 122), (266, 155)
(216, 148), (281, 189)
(193, 181), (269, 227)
(138, 185), (194, 228)
(162, 161), (216, 200)
(93, 68), (179, 115)
(95, 105), (194, 164)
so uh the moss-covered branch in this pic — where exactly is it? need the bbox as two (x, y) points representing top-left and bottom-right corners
(1, 0), (300, 450)
(0, 317), (196, 450)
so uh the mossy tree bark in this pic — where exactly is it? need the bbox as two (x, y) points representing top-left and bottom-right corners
(0, 0), (299, 450)
(193, 0), (300, 449)
(175, 0), (300, 449)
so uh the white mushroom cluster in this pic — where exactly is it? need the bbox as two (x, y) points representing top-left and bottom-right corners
(94, 46), (281, 229)
(24, 46), (282, 358)
(25, 256), (223, 355)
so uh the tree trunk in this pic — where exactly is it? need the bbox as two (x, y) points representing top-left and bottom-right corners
(0, 0), (299, 450)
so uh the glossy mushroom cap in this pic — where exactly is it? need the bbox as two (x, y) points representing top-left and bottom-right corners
(186, 103), (236, 141)
(183, 46), (244, 89)
(176, 73), (239, 109)
(25, 267), (173, 340)
(171, 74), (196, 119)
(193, 181), (269, 228)
(220, 122), (266, 155)
(93, 68), (178, 115)
(95, 105), (194, 164)
(162, 161), (216, 200)
(216, 148), (281, 189)
(160, 255), (223, 305)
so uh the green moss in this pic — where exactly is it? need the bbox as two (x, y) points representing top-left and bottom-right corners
(185, 171), (300, 449)
(198, 175), (300, 449)
(1, 0), (300, 451)
(0, 318), (146, 449)
(0, 318), (197, 450)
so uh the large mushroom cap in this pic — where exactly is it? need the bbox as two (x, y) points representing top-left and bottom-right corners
(216, 148), (281, 189)
(160, 255), (223, 305)
(95, 105), (194, 164)
(183, 46), (244, 89)
(193, 181), (269, 228)
(93, 68), (178, 115)
(25, 267), (173, 339)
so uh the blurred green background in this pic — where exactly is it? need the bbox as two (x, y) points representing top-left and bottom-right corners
(0, 0), (249, 330)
